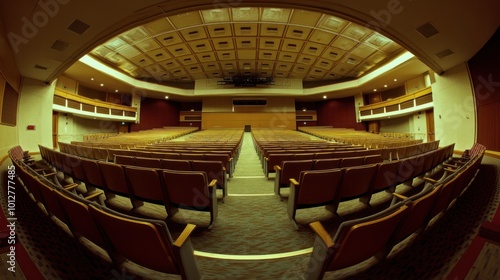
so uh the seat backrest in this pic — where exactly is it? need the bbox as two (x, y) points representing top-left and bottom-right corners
(340, 156), (365, 168)
(124, 166), (165, 203)
(97, 161), (130, 195)
(372, 160), (401, 193)
(297, 169), (344, 205)
(328, 203), (409, 270)
(88, 204), (186, 275)
(190, 160), (225, 186)
(339, 164), (378, 200)
(36, 177), (69, 224)
(313, 158), (341, 170)
(181, 153), (205, 160)
(363, 155), (383, 165)
(160, 159), (192, 171)
(53, 189), (106, 248)
(135, 157), (163, 168)
(279, 160), (314, 184)
(161, 170), (209, 209)
(392, 185), (441, 243)
(314, 152), (335, 159)
(80, 158), (105, 188)
(115, 155), (136, 166)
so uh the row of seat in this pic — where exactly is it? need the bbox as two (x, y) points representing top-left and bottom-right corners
(114, 154), (227, 197)
(264, 149), (382, 177)
(380, 140), (440, 161)
(303, 144), (484, 278)
(71, 126), (200, 148)
(11, 156), (201, 279)
(285, 144), (456, 228)
(38, 145), (220, 229)
(58, 142), (237, 178)
(274, 155), (383, 190)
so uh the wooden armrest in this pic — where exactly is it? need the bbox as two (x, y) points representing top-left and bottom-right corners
(173, 224), (197, 248)
(444, 168), (457, 173)
(63, 183), (79, 190)
(208, 179), (217, 187)
(392, 193), (408, 201)
(442, 163), (457, 168)
(309, 221), (334, 248)
(423, 177), (438, 184)
(43, 172), (57, 177)
(84, 190), (103, 200)
(289, 178), (299, 186)
(264, 157), (269, 161)
(274, 165), (281, 171)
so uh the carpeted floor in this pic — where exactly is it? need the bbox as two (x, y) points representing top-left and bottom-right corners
(1, 132), (499, 279)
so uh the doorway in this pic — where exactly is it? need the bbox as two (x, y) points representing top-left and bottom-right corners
(52, 111), (58, 149)
(426, 109), (435, 142)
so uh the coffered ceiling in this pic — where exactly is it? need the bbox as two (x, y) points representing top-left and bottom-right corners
(88, 7), (404, 84)
(1, 0), (498, 100)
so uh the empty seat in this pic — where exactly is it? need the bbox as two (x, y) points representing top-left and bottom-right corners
(191, 160), (227, 202)
(303, 203), (409, 279)
(123, 166), (170, 216)
(89, 204), (200, 279)
(330, 164), (378, 214)
(390, 184), (441, 245)
(274, 160), (315, 199)
(288, 169), (344, 228)
(313, 159), (341, 170)
(339, 156), (365, 168)
(161, 159), (192, 171)
(135, 157), (163, 168)
(97, 161), (136, 209)
(53, 188), (108, 249)
(161, 170), (218, 229)
(115, 155), (136, 166)
(364, 154), (383, 165)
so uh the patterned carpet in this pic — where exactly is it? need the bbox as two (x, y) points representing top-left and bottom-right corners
(1, 133), (499, 279)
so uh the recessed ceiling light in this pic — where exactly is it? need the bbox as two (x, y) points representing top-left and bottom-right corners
(394, 78), (397, 82)
(115, 89), (119, 92)
(384, 85), (388, 88)
(373, 89), (377, 92)
(190, 109), (194, 111)
(323, 95), (327, 99)
(302, 108), (306, 112)
(165, 96), (169, 99)
(100, 83), (104, 86)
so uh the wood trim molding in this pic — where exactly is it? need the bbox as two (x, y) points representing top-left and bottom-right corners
(54, 89), (137, 113)
(360, 87), (432, 112)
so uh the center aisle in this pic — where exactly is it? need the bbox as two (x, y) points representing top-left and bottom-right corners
(229, 132), (274, 194)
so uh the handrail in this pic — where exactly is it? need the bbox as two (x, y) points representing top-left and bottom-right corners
(360, 87), (432, 111)
(54, 88), (137, 113)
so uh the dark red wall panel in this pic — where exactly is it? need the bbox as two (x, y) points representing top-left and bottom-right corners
(468, 29), (500, 151)
(316, 96), (364, 130)
(130, 98), (180, 132)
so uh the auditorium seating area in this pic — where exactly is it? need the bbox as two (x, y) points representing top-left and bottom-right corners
(5, 127), (495, 279)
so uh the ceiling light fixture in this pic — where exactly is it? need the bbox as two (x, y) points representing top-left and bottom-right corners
(165, 96), (169, 99)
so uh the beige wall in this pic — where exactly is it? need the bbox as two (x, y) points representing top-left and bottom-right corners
(58, 114), (119, 143)
(432, 62), (476, 151)
(201, 96), (296, 129)
(17, 78), (54, 152)
(380, 116), (410, 133)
